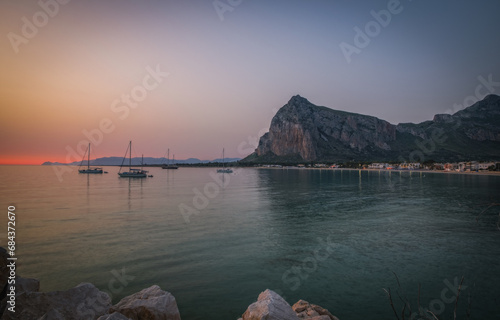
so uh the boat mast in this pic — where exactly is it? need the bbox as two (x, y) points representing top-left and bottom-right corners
(129, 141), (132, 169)
(222, 148), (225, 169)
(168, 148), (170, 166)
(88, 143), (90, 170)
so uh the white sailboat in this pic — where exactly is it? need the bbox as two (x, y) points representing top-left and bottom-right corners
(217, 148), (233, 173)
(78, 143), (103, 174)
(118, 141), (149, 178)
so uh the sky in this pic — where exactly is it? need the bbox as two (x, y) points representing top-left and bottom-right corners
(1, 0), (500, 165)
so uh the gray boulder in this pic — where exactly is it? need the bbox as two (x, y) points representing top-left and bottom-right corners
(241, 289), (299, 320)
(1, 276), (40, 316)
(36, 309), (65, 320)
(2, 282), (111, 320)
(13, 276), (40, 294)
(110, 285), (181, 320)
(0, 248), (10, 317)
(0, 249), (10, 297)
(97, 312), (133, 320)
(292, 300), (339, 320)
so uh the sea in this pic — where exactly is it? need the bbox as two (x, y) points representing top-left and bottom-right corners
(1, 165), (499, 319)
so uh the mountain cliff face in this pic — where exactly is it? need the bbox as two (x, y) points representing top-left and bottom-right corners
(245, 94), (500, 163)
(255, 95), (396, 161)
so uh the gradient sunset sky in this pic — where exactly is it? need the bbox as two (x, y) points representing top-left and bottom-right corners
(1, 0), (500, 164)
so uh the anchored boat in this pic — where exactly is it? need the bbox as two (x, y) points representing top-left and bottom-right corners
(78, 143), (103, 174)
(217, 148), (233, 173)
(118, 141), (150, 178)
(162, 148), (178, 169)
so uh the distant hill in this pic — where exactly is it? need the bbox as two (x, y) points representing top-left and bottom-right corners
(242, 94), (500, 163)
(42, 156), (241, 166)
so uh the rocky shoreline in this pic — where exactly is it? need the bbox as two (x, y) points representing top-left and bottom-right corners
(1, 248), (339, 320)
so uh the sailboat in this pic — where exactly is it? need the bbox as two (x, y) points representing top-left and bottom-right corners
(217, 148), (233, 173)
(118, 141), (149, 178)
(78, 143), (103, 174)
(162, 148), (178, 169)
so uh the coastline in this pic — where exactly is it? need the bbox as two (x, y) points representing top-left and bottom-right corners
(3, 163), (500, 177)
(254, 166), (500, 177)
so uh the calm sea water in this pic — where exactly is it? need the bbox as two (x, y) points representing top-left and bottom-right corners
(1, 166), (499, 319)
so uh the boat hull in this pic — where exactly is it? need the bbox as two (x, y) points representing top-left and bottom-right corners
(118, 172), (148, 178)
(162, 165), (178, 169)
(79, 169), (103, 174)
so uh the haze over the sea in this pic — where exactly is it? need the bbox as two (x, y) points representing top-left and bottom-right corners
(1, 0), (500, 164)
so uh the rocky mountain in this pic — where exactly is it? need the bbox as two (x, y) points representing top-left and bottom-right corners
(243, 94), (500, 163)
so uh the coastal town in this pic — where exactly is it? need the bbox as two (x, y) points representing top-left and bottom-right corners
(366, 161), (500, 172)
(260, 161), (500, 172)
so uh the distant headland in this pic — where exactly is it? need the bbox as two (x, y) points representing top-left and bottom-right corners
(42, 157), (241, 166)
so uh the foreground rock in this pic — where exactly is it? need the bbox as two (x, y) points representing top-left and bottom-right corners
(1, 276), (40, 315)
(0, 248), (10, 315)
(2, 282), (111, 320)
(292, 300), (339, 320)
(11, 276), (40, 294)
(240, 290), (339, 320)
(109, 285), (181, 320)
(98, 312), (133, 320)
(241, 289), (299, 320)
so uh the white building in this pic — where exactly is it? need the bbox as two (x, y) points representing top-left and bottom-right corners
(478, 162), (495, 170)
(368, 163), (389, 169)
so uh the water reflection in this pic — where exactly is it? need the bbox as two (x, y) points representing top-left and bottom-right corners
(3, 166), (500, 319)
(254, 168), (500, 318)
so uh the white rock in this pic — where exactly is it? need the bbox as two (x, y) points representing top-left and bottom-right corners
(242, 289), (299, 320)
(291, 299), (339, 320)
(307, 316), (332, 320)
(110, 285), (181, 320)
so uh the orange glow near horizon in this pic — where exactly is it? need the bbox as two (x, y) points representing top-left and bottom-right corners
(0, 156), (51, 166)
